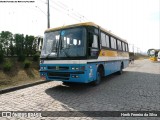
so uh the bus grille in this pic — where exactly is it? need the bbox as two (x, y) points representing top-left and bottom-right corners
(48, 72), (70, 80)
(47, 72), (84, 80)
(48, 66), (69, 70)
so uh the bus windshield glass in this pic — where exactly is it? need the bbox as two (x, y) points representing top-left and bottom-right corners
(41, 27), (86, 59)
(149, 50), (156, 57)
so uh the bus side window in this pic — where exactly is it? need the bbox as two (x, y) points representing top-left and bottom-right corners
(106, 35), (110, 48)
(122, 42), (125, 51)
(92, 35), (98, 48)
(125, 43), (128, 52)
(88, 33), (99, 57)
(111, 37), (116, 49)
(117, 40), (122, 51)
(101, 32), (106, 47)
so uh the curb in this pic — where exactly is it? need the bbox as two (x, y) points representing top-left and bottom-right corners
(0, 80), (51, 95)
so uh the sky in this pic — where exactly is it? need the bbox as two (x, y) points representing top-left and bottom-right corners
(0, 0), (159, 53)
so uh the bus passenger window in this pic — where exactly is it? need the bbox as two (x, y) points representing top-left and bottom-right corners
(106, 35), (110, 48)
(122, 42), (125, 51)
(125, 44), (128, 51)
(101, 32), (106, 47)
(117, 40), (122, 50)
(111, 37), (116, 49)
(88, 34), (99, 57)
(92, 35), (98, 48)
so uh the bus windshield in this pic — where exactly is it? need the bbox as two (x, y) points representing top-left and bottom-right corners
(149, 50), (156, 57)
(41, 27), (86, 59)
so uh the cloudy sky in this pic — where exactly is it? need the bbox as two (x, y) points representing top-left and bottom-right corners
(0, 0), (159, 52)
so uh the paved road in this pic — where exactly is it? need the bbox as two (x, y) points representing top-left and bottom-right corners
(0, 59), (160, 120)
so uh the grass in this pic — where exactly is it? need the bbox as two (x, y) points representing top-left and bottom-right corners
(0, 57), (41, 90)
(134, 54), (149, 60)
(129, 52), (149, 60)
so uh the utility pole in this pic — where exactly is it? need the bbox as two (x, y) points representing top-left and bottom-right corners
(47, 0), (50, 28)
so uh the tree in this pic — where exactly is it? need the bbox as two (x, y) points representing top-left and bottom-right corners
(24, 35), (35, 56)
(30, 36), (37, 55)
(14, 34), (26, 61)
(0, 31), (13, 56)
(0, 31), (39, 58)
(14, 34), (25, 56)
(9, 37), (15, 56)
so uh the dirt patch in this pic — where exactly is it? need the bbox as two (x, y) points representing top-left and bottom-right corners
(0, 58), (41, 90)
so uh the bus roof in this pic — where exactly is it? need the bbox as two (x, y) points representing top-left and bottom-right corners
(45, 22), (127, 42)
(45, 22), (98, 32)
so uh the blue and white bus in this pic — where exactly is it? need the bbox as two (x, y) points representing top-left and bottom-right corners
(40, 22), (129, 85)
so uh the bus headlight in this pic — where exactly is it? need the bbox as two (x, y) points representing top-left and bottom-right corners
(41, 67), (43, 69)
(41, 67), (46, 70)
(71, 67), (79, 70)
(72, 67), (75, 70)
(72, 75), (79, 78)
(71, 66), (85, 70)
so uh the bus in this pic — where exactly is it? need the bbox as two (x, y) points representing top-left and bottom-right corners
(147, 49), (160, 61)
(40, 22), (129, 85)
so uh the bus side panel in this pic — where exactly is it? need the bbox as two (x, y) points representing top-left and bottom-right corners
(86, 63), (99, 82)
(104, 61), (120, 76)
(104, 62), (112, 76)
(104, 60), (129, 76)
(123, 60), (129, 68)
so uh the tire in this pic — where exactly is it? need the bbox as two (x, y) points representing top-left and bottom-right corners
(117, 63), (123, 75)
(92, 69), (102, 86)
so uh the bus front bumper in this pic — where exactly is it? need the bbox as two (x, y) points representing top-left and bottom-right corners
(40, 70), (89, 83)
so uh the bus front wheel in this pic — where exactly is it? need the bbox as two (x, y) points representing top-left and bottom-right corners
(92, 68), (103, 86)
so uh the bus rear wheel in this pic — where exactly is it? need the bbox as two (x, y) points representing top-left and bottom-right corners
(117, 63), (123, 75)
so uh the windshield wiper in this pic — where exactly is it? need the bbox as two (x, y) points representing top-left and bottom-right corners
(46, 52), (58, 58)
(46, 53), (51, 59)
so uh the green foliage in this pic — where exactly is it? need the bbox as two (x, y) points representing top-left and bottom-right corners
(18, 54), (25, 62)
(0, 52), (4, 63)
(3, 59), (13, 71)
(25, 35), (35, 56)
(31, 37), (38, 55)
(14, 34), (25, 56)
(23, 60), (32, 69)
(0, 31), (13, 56)
(0, 31), (41, 58)
(33, 52), (40, 61)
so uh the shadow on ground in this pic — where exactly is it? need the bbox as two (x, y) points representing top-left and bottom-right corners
(45, 71), (160, 115)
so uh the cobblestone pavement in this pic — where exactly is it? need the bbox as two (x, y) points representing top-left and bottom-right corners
(0, 59), (160, 120)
